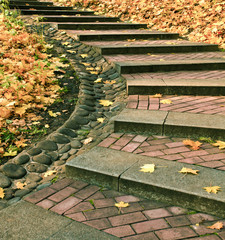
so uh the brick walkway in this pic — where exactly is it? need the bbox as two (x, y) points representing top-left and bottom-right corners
(25, 178), (225, 239)
(127, 95), (225, 115)
(98, 133), (225, 170)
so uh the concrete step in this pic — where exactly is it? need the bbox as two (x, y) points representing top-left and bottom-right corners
(66, 29), (180, 41)
(58, 22), (148, 30)
(9, 4), (73, 10)
(40, 15), (120, 22)
(66, 146), (225, 218)
(114, 59), (225, 74)
(84, 41), (219, 55)
(127, 78), (225, 95)
(113, 108), (225, 139)
(20, 9), (94, 15)
(9, 1), (53, 5)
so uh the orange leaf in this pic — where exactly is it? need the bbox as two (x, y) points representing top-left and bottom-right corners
(183, 139), (202, 150)
(207, 221), (223, 230)
(0, 107), (11, 119)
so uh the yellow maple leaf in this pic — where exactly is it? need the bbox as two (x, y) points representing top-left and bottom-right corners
(152, 94), (162, 98)
(15, 138), (28, 148)
(203, 186), (221, 194)
(99, 100), (113, 107)
(104, 80), (116, 84)
(90, 71), (99, 75)
(94, 78), (102, 83)
(212, 141), (225, 150)
(3, 150), (17, 157)
(115, 201), (129, 208)
(14, 106), (28, 117)
(97, 118), (105, 123)
(82, 62), (91, 66)
(45, 124), (50, 128)
(67, 50), (76, 54)
(140, 164), (155, 173)
(160, 99), (172, 104)
(48, 111), (57, 117)
(62, 42), (70, 46)
(86, 67), (95, 71)
(80, 54), (88, 58)
(43, 170), (57, 178)
(179, 167), (199, 175)
(16, 182), (27, 189)
(207, 221), (224, 230)
(183, 139), (202, 150)
(0, 188), (5, 199)
(83, 137), (93, 145)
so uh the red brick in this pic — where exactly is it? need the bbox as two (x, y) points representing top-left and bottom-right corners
(166, 215), (191, 227)
(187, 213), (218, 224)
(84, 218), (112, 230)
(115, 195), (140, 203)
(84, 207), (118, 220)
(133, 148), (143, 154)
(123, 232), (158, 240)
(110, 133), (124, 138)
(50, 178), (74, 191)
(127, 101), (138, 109)
(128, 95), (138, 101)
(110, 145), (123, 150)
(200, 153), (225, 161)
(109, 212), (147, 227)
(191, 224), (219, 235)
(140, 200), (167, 210)
(65, 212), (86, 222)
(218, 231), (225, 240)
(155, 226), (197, 240)
(64, 202), (94, 215)
(141, 151), (164, 157)
(86, 191), (105, 200)
(132, 135), (148, 143)
(75, 185), (100, 199)
(24, 187), (56, 204)
(98, 137), (117, 148)
(132, 219), (169, 234)
(36, 199), (55, 209)
(167, 206), (188, 215)
(114, 136), (133, 147)
(69, 180), (89, 190)
(206, 148), (224, 154)
(104, 225), (135, 238)
(122, 142), (141, 152)
(217, 166), (225, 171)
(143, 208), (172, 219)
(181, 150), (208, 158)
(138, 100), (148, 107)
(94, 198), (115, 208)
(140, 144), (167, 152)
(120, 202), (144, 214)
(165, 142), (184, 148)
(147, 139), (172, 145)
(50, 196), (82, 215)
(163, 146), (190, 155)
(139, 95), (149, 101)
(48, 186), (78, 202)
(198, 161), (224, 168)
(140, 141), (150, 147)
(188, 235), (221, 240)
(160, 154), (183, 161)
(178, 157), (204, 164)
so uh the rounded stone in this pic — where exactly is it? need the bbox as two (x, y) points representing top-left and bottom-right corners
(76, 109), (89, 117)
(0, 173), (12, 188)
(60, 153), (69, 161)
(37, 140), (58, 151)
(64, 120), (79, 130)
(54, 160), (66, 166)
(26, 163), (47, 173)
(36, 182), (51, 191)
(71, 115), (89, 125)
(14, 154), (30, 165)
(33, 154), (52, 165)
(26, 182), (38, 189)
(8, 197), (21, 205)
(58, 144), (71, 154)
(50, 134), (70, 144)
(71, 139), (82, 149)
(14, 189), (31, 198)
(2, 164), (27, 179)
(79, 105), (95, 112)
(46, 152), (59, 161)
(69, 149), (78, 155)
(0, 202), (8, 210)
(26, 174), (42, 183)
(27, 148), (42, 156)
(3, 188), (15, 200)
(58, 128), (77, 138)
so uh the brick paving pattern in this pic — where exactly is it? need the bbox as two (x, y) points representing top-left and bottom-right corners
(25, 178), (225, 239)
(127, 95), (225, 115)
(98, 133), (225, 170)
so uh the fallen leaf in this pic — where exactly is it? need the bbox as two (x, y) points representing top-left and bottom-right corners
(140, 164), (155, 173)
(67, 50), (76, 54)
(203, 186), (221, 194)
(62, 42), (70, 46)
(97, 118), (105, 123)
(90, 71), (99, 75)
(80, 54), (88, 58)
(179, 167), (199, 175)
(83, 137), (93, 145)
(183, 139), (202, 150)
(45, 124), (50, 128)
(104, 80), (116, 84)
(99, 100), (113, 106)
(152, 94), (162, 98)
(82, 62), (91, 66)
(212, 141), (225, 149)
(43, 170), (57, 178)
(0, 188), (5, 199)
(160, 59), (165, 61)
(94, 78), (102, 83)
(48, 110), (57, 117)
(207, 221), (224, 230)
(16, 182), (27, 189)
(3, 150), (17, 157)
(160, 99), (172, 104)
(115, 201), (129, 208)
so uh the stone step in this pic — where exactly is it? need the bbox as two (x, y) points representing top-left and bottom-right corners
(20, 9), (94, 15)
(9, 4), (73, 10)
(58, 22), (148, 30)
(113, 108), (225, 139)
(9, 1), (53, 5)
(66, 29), (180, 41)
(114, 59), (225, 74)
(40, 15), (120, 22)
(127, 78), (225, 95)
(84, 41), (219, 55)
(66, 146), (225, 218)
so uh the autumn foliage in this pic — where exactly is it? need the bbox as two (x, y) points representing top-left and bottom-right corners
(54, 0), (225, 49)
(0, 13), (61, 158)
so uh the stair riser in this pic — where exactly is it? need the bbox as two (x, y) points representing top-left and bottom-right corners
(10, 5), (73, 10)
(9, 1), (53, 5)
(116, 62), (225, 74)
(58, 24), (148, 30)
(127, 86), (225, 96)
(99, 45), (219, 55)
(20, 10), (94, 15)
(78, 33), (180, 41)
(114, 119), (225, 139)
(41, 17), (120, 22)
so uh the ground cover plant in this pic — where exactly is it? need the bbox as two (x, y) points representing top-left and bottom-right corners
(53, 0), (225, 49)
